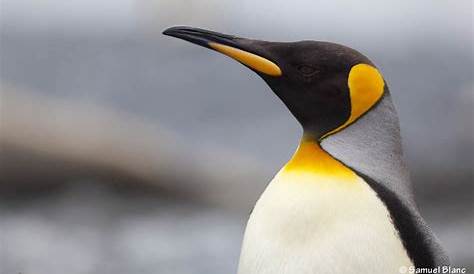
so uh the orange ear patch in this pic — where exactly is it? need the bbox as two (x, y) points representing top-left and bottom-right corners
(321, 64), (385, 139)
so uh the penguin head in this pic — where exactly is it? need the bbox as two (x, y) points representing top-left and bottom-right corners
(163, 27), (385, 140)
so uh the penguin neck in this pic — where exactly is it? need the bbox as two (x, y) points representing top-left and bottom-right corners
(282, 133), (358, 182)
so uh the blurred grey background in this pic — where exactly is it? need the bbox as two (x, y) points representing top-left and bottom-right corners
(1, 0), (473, 273)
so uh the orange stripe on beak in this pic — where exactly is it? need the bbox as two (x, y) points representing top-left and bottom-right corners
(209, 42), (282, 77)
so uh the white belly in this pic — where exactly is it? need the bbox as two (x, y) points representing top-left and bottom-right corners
(237, 170), (413, 274)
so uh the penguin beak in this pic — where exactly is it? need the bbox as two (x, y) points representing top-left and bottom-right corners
(163, 26), (282, 77)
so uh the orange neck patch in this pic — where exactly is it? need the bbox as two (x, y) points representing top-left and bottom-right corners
(283, 137), (357, 181)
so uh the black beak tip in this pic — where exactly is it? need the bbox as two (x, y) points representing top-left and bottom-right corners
(163, 26), (238, 40)
(162, 26), (187, 36)
(162, 26), (240, 50)
(162, 28), (171, 36)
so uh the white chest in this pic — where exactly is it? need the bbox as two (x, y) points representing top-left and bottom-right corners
(237, 171), (413, 274)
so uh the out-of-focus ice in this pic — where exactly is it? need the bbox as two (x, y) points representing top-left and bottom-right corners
(1, 183), (244, 274)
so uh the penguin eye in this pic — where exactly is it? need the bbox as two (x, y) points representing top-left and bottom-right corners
(297, 65), (319, 76)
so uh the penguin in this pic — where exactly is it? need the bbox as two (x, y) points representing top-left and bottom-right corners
(163, 26), (450, 274)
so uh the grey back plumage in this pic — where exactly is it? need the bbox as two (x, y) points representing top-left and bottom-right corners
(321, 90), (450, 266)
